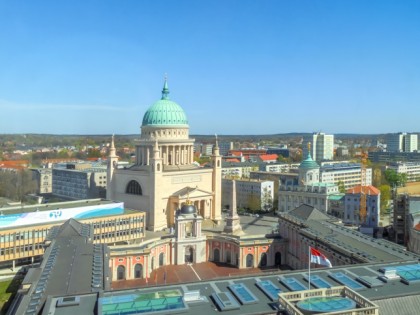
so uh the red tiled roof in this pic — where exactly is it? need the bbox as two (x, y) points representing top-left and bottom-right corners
(259, 154), (278, 161)
(225, 158), (241, 163)
(0, 160), (29, 170)
(346, 185), (380, 195)
(415, 223), (420, 231)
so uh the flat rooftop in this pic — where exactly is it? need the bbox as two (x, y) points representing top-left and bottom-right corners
(0, 199), (141, 231)
(43, 260), (420, 315)
(0, 199), (116, 215)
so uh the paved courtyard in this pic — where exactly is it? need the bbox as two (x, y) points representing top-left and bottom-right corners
(111, 261), (289, 290)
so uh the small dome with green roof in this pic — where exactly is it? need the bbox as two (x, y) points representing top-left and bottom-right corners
(299, 152), (319, 170)
(142, 80), (188, 127)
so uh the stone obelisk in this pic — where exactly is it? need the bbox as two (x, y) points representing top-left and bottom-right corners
(223, 180), (243, 234)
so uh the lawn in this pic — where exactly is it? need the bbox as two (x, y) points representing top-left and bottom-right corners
(0, 278), (22, 315)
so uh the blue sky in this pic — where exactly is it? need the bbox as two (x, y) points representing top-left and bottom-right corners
(0, 1), (419, 135)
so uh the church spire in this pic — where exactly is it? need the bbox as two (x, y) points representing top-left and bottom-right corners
(109, 134), (117, 159)
(161, 75), (170, 100)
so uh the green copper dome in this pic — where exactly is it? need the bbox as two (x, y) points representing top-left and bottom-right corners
(299, 153), (319, 169)
(142, 80), (188, 127)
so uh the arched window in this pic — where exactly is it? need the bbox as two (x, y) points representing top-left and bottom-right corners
(246, 254), (254, 268)
(226, 251), (231, 264)
(117, 265), (125, 280)
(185, 246), (194, 263)
(134, 264), (143, 278)
(159, 253), (165, 266)
(213, 248), (220, 262)
(126, 180), (142, 195)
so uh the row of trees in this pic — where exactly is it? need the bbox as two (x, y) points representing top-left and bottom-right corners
(0, 170), (37, 203)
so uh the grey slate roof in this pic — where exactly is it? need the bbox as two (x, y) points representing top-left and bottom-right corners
(287, 204), (331, 221)
(375, 294), (420, 315)
(10, 219), (109, 315)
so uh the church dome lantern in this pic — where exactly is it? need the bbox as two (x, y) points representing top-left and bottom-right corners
(141, 79), (188, 127)
(299, 142), (319, 170)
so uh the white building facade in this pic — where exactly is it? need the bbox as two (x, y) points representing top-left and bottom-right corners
(278, 152), (340, 213)
(320, 163), (373, 189)
(388, 162), (420, 182)
(303, 132), (334, 162)
(222, 178), (274, 212)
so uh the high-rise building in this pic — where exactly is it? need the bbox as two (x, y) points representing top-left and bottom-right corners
(405, 133), (418, 152)
(387, 132), (418, 153)
(218, 141), (233, 156)
(303, 132), (334, 162)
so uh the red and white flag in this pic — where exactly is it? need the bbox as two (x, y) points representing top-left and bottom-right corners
(310, 247), (332, 268)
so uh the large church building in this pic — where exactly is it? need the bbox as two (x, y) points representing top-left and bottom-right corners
(106, 80), (222, 231)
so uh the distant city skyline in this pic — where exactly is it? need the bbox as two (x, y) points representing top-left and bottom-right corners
(1, 1), (419, 135)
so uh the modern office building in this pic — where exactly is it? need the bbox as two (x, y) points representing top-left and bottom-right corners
(222, 178), (274, 212)
(258, 162), (300, 173)
(218, 141), (233, 156)
(303, 132), (334, 162)
(106, 81), (222, 231)
(0, 199), (145, 269)
(405, 133), (418, 152)
(368, 151), (420, 163)
(320, 163), (373, 190)
(387, 162), (420, 182)
(52, 162), (107, 199)
(387, 132), (418, 153)
(221, 161), (259, 178)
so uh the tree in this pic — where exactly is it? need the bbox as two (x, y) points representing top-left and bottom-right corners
(247, 193), (260, 213)
(87, 149), (101, 159)
(379, 184), (391, 215)
(277, 155), (290, 163)
(384, 169), (407, 187)
(0, 170), (37, 202)
(261, 187), (273, 212)
(337, 181), (346, 193)
(372, 167), (383, 187)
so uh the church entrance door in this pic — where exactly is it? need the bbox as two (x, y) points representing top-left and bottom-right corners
(185, 246), (194, 263)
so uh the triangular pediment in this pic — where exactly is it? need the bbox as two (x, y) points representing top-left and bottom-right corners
(171, 186), (213, 198)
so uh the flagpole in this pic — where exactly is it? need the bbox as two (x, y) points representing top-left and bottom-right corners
(308, 246), (311, 290)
